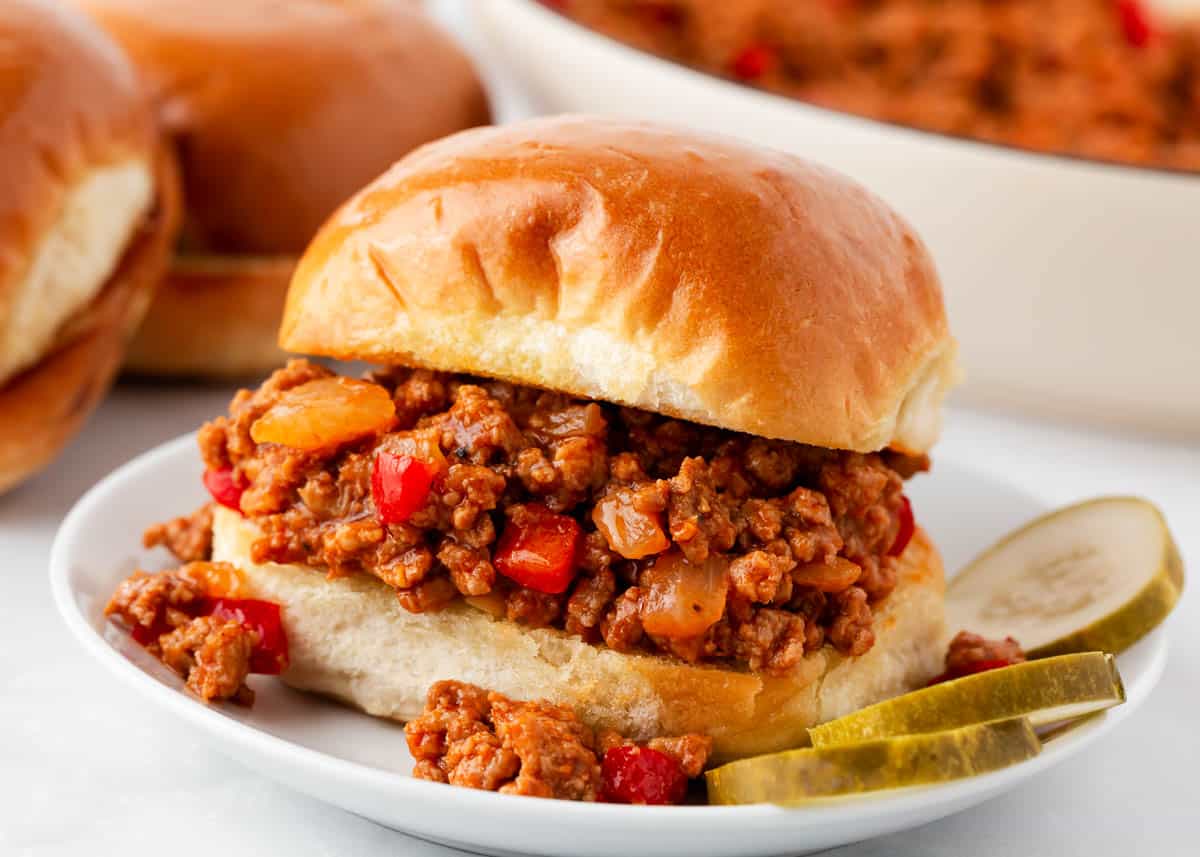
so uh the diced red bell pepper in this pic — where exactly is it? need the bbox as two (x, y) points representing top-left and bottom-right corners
(372, 452), (437, 525)
(203, 467), (246, 512)
(601, 746), (688, 805)
(493, 505), (582, 595)
(731, 43), (775, 80)
(205, 598), (290, 675)
(927, 658), (1015, 687)
(1116, 0), (1153, 48)
(888, 495), (915, 557)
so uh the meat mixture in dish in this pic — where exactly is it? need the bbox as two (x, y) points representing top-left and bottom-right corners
(406, 680), (711, 803)
(548, 0), (1200, 172)
(928, 630), (1027, 685)
(105, 561), (290, 704)
(151, 359), (925, 675)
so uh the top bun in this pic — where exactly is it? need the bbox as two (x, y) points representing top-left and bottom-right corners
(74, 0), (492, 255)
(284, 116), (958, 454)
(0, 0), (157, 385)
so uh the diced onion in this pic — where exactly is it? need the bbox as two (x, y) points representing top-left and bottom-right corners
(593, 494), (669, 559)
(640, 551), (728, 638)
(791, 557), (862, 592)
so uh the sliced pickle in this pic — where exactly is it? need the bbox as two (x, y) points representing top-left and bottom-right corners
(946, 496), (1183, 658)
(706, 718), (1039, 805)
(809, 652), (1124, 747)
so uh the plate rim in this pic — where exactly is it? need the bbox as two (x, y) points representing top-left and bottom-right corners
(49, 431), (1169, 832)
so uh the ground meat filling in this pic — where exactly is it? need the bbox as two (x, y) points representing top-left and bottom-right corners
(405, 680), (711, 801)
(928, 630), (1028, 685)
(105, 564), (257, 704)
(143, 503), (214, 563)
(406, 681), (600, 799)
(944, 631), (1028, 674)
(173, 360), (922, 674)
(158, 616), (257, 705)
(107, 567), (205, 632)
(554, 0), (1200, 173)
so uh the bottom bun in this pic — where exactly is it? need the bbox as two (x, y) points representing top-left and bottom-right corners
(213, 505), (946, 762)
(122, 254), (296, 378)
(0, 146), (180, 496)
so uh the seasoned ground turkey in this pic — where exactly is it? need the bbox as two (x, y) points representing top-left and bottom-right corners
(170, 360), (925, 674)
(553, 0), (1200, 172)
(944, 630), (1027, 673)
(144, 503), (214, 563)
(158, 616), (256, 704)
(106, 564), (256, 704)
(928, 630), (1028, 684)
(107, 567), (205, 631)
(405, 680), (711, 800)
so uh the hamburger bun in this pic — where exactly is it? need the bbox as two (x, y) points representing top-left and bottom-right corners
(0, 0), (181, 495)
(212, 505), (945, 762)
(284, 116), (958, 454)
(121, 255), (295, 377)
(75, 0), (493, 377)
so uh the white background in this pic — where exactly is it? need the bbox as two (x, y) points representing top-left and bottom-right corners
(2, 2), (1197, 854)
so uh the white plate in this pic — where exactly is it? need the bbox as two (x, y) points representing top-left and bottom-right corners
(474, 0), (1200, 438)
(51, 434), (1167, 857)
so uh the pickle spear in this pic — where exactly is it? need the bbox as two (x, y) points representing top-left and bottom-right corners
(946, 496), (1183, 658)
(809, 652), (1124, 747)
(707, 718), (1039, 805)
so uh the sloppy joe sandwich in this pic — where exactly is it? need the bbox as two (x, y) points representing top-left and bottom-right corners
(0, 0), (180, 495)
(72, 0), (492, 377)
(130, 115), (960, 763)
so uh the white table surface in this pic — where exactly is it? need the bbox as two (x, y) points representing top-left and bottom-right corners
(4, 3), (1198, 855)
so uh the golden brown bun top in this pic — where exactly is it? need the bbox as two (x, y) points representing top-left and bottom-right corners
(75, 0), (492, 255)
(284, 116), (958, 453)
(0, 0), (155, 321)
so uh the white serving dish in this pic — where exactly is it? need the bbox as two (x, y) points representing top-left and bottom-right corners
(51, 433), (1167, 857)
(475, 0), (1200, 438)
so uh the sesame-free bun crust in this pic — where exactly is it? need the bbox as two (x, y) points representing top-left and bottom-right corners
(122, 255), (295, 378)
(212, 506), (945, 762)
(75, 0), (492, 255)
(284, 116), (957, 454)
(0, 145), (181, 494)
